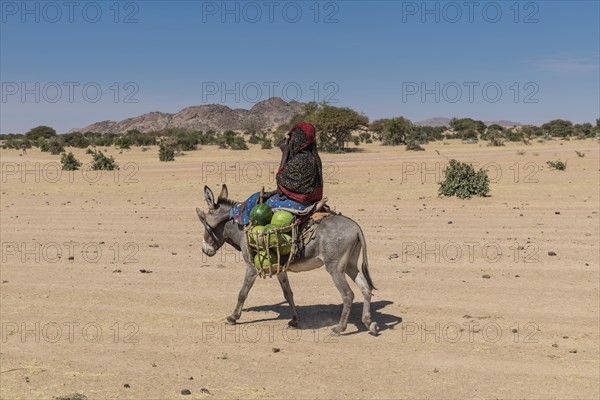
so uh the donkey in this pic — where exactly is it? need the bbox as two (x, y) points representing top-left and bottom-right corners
(196, 185), (379, 335)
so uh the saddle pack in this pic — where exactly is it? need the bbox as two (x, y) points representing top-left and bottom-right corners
(237, 190), (334, 278)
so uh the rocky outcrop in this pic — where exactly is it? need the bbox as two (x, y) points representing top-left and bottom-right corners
(73, 98), (304, 134)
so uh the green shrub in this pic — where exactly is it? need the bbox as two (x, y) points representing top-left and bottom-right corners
(83, 131), (117, 147)
(487, 131), (505, 147)
(406, 141), (424, 151)
(61, 152), (82, 170)
(47, 138), (65, 155)
(115, 136), (131, 149)
(260, 138), (273, 149)
(91, 151), (119, 170)
(229, 136), (249, 150)
(358, 131), (372, 143)
(2, 137), (32, 150)
(439, 159), (490, 199)
(272, 131), (286, 147)
(413, 126), (445, 142)
(460, 130), (479, 142)
(248, 134), (260, 144)
(504, 130), (524, 142)
(85, 148), (95, 154)
(547, 160), (567, 171)
(123, 129), (158, 146)
(219, 131), (248, 150)
(38, 138), (49, 152)
(199, 130), (220, 145)
(170, 130), (199, 150)
(159, 143), (175, 161)
(62, 131), (91, 148)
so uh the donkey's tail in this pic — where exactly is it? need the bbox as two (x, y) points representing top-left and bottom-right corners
(357, 224), (376, 291)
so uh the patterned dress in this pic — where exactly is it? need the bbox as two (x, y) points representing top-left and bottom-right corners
(276, 122), (323, 204)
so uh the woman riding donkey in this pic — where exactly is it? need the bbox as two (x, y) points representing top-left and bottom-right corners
(231, 122), (324, 224)
(196, 121), (378, 335)
(270, 121), (323, 202)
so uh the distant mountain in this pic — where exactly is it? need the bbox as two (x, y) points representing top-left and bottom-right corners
(415, 118), (452, 127)
(72, 97), (304, 134)
(415, 117), (522, 127)
(485, 120), (523, 127)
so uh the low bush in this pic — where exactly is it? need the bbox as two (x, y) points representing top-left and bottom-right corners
(260, 138), (273, 149)
(47, 138), (65, 155)
(406, 141), (424, 151)
(61, 152), (82, 170)
(90, 151), (119, 170)
(159, 143), (175, 161)
(439, 159), (490, 199)
(546, 160), (567, 171)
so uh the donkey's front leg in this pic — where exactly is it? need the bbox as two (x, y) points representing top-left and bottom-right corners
(227, 263), (257, 324)
(277, 272), (300, 327)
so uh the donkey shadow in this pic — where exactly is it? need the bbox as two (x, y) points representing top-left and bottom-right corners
(241, 299), (402, 335)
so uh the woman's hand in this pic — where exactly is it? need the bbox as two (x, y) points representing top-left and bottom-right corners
(278, 141), (290, 169)
(262, 189), (279, 200)
(278, 139), (288, 151)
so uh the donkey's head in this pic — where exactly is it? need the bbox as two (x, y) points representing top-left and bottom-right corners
(196, 184), (235, 256)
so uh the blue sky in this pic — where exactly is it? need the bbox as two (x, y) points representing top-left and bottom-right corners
(1, 0), (598, 133)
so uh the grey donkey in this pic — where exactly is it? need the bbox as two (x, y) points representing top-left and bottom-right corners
(196, 185), (379, 336)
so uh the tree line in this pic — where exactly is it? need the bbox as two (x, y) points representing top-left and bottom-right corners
(2, 104), (599, 155)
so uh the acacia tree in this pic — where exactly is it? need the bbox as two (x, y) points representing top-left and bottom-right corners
(26, 125), (56, 141)
(369, 119), (388, 141)
(541, 119), (574, 138)
(381, 117), (413, 145)
(313, 104), (369, 152)
(276, 102), (320, 134)
(281, 102), (368, 152)
(520, 125), (542, 140)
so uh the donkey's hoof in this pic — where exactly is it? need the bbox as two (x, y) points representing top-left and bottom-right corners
(288, 319), (299, 328)
(226, 316), (237, 325)
(330, 326), (342, 336)
(369, 322), (380, 336)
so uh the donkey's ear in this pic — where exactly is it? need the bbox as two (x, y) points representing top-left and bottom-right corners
(204, 186), (215, 209)
(218, 184), (228, 203)
(195, 207), (205, 222)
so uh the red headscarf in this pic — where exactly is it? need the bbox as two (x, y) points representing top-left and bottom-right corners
(290, 122), (316, 152)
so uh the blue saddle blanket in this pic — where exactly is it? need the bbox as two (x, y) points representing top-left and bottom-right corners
(230, 192), (310, 225)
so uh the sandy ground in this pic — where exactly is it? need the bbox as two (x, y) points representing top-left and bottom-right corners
(0, 139), (598, 399)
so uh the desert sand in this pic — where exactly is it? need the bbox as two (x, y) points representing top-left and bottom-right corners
(1, 139), (598, 399)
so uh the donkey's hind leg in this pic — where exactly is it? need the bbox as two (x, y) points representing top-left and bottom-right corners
(277, 272), (300, 327)
(227, 263), (257, 324)
(345, 244), (379, 335)
(346, 263), (378, 335)
(327, 264), (355, 335)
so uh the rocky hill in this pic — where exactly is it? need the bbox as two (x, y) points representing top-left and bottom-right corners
(73, 98), (304, 134)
